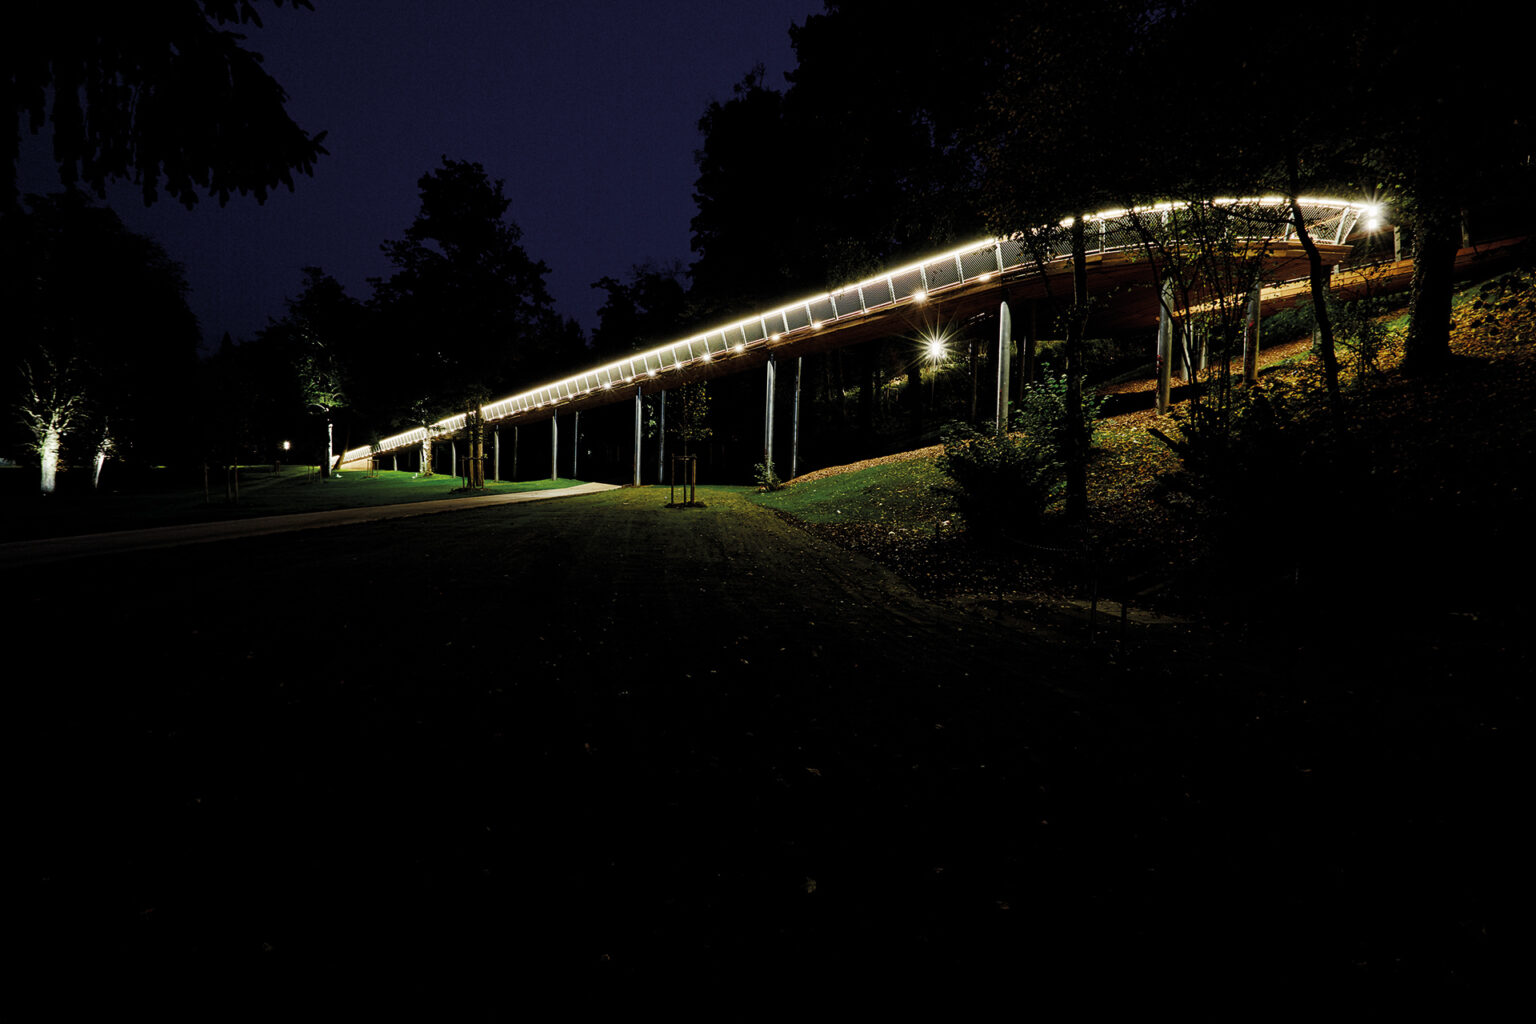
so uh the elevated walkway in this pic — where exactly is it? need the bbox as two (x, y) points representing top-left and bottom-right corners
(343, 198), (1372, 472)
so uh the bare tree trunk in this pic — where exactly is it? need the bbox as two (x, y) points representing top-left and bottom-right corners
(91, 419), (113, 489)
(1404, 204), (1458, 376)
(1288, 165), (1346, 440)
(39, 425), (61, 494)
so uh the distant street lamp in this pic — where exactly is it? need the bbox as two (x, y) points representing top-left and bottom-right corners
(925, 333), (949, 407)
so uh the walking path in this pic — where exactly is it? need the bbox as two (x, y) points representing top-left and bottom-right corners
(0, 482), (618, 567)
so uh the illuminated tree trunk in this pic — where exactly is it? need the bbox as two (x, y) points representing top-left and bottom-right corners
(419, 436), (433, 477)
(466, 410), (486, 489)
(20, 357), (82, 496)
(92, 424), (113, 489)
(39, 425), (62, 494)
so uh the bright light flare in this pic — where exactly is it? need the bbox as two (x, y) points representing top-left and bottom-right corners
(925, 336), (948, 363)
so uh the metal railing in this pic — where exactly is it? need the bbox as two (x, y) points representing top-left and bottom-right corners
(344, 197), (1370, 465)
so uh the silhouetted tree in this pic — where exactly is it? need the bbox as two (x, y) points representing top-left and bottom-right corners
(590, 263), (688, 359)
(973, 0), (1159, 521)
(370, 157), (561, 436)
(5, 1), (327, 209)
(258, 267), (366, 476)
(2, 190), (199, 491)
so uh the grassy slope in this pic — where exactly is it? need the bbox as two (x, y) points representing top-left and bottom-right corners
(751, 265), (1536, 615)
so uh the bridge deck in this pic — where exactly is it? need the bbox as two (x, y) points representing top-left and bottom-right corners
(343, 199), (1372, 466)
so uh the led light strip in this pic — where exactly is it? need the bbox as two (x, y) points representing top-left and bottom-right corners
(345, 197), (1372, 463)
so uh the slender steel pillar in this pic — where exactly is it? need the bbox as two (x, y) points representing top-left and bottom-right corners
(791, 356), (802, 480)
(493, 426), (500, 481)
(657, 391), (666, 484)
(996, 300), (1012, 434)
(633, 388), (642, 486)
(572, 410), (579, 479)
(551, 412), (558, 481)
(450, 438), (457, 478)
(763, 353), (777, 469)
(512, 425), (519, 480)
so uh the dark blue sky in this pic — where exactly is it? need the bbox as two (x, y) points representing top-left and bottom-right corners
(17, 1), (825, 351)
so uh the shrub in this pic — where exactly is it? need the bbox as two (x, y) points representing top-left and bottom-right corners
(754, 460), (784, 491)
(1330, 295), (1393, 382)
(936, 422), (1062, 537)
(1148, 386), (1306, 529)
(1011, 373), (1103, 460)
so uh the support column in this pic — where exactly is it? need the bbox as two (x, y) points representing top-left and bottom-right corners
(1157, 278), (1174, 415)
(657, 391), (666, 484)
(791, 356), (802, 480)
(1024, 301), (1038, 386)
(1242, 284), (1262, 384)
(493, 426), (500, 481)
(633, 388), (643, 487)
(572, 410), (579, 479)
(995, 300), (1012, 435)
(451, 438), (457, 478)
(763, 353), (777, 469)
(551, 412), (558, 482)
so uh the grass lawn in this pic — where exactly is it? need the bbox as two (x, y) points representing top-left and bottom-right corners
(12, 266), (1531, 1010)
(16, 483), (1523, 1011)
(0, 465), (586, 541)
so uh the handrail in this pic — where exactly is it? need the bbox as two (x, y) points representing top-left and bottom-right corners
(345, 197), (1370, 464)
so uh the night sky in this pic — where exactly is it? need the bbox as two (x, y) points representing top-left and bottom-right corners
(15, 1), (825, 352)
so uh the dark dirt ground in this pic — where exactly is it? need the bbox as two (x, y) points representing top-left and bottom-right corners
(15, 482), (1523, 1013)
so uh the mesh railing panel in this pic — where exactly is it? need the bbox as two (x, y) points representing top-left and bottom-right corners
(345, 198), (1368, 463)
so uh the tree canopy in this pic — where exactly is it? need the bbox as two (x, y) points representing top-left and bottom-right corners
(590, 263), (688, 361)
(5, 0), (327, 209)
(2, 190), (199, 488)
(369, 157), (562, 428)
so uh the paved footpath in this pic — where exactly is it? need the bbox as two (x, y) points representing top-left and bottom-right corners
(0, 482), (618, 568)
